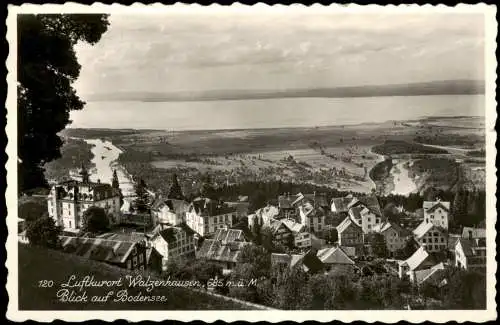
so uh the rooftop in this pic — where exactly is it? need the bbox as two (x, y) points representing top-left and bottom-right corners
(60, 235), (142, 265)
(316, 247), (355, 265)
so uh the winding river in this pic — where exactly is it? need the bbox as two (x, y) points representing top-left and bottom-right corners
(77, 139), (136, 200)
(390, 160), (418, 196)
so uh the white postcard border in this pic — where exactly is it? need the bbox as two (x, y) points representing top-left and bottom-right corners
(5, 3), (498, 322)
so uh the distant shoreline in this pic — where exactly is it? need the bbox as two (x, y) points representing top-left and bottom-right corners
(66, 115), (485, 134)
(83, 79), (485, 103)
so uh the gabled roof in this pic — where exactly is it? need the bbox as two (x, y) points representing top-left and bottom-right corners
(349, 195), (382, 217)
(400, 246), (429, 271)
(338, 246), (356, 258)
(336, 216), (361, 234)
(423, 200), (450, 213)
(213, 227), (246, 242)
(269, 219), (291, 234)
(60, 236), (140, 264)
(271, 251), (324, 273)
(456, 238), (485, 256)
(196, 239), (250, 263)
(415, 262), (445, 285)
(152, 196), (190, 215)
(317, 247), (355, 265)
(349, 206), (364, 221)
(331, 196), (354, 213)
(373, 221), (411, 237)
(151, 223), (196, 244)
(281, 219), (305, 234)
(462, 227), (486, 239)
(190, 197), (236, 216)
(457, 238), (474, 256)
(413, 221), (444, 239)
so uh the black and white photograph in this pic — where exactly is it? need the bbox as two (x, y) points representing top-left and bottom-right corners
(6, 3), (497, 322)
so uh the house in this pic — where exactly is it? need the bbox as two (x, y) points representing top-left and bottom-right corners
(461, 226), (486, 240)
(423, 200), (450, 230)
(185, 197), (238, 237)
(330, 195), (353, 216)
(195, 227), (250, 273)
(281, 218), (311, 249)
(268, 219), (294, 248)
(277, 193), (297, 219)
(148, 223), (197, 272)
(414, 262), (446, 286)
(336, 216), (364, 248)
(247, 205), (279, 229)
(60, 235), (147, 271)
(47, 167), (122, 232)
(271, 250), (324, 274)
(413, 221), (448, 253)
(373, 221), (411, 256)
(316, 246), (355, 272)
(347, 195), (384, 234)
(398, 245), (439, 283)
(150, 196), (190, 226)
(295, 192), (330, 233)
(454, 237), (486, 271)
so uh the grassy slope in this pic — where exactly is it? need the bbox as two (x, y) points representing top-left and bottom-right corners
(18, 244), (258, 310)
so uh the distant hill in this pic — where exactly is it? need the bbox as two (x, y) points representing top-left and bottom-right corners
(85, 79), (485, 102)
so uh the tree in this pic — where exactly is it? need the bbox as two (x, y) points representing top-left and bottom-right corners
(273, 266), (311, 309)
(135, 179), (149, 212)
(111, 170), (119, 189)
(81, 206), (109, 234)
(442, 269), (486, 309)
(189, 259), (223, 289)
(249, 190), (267, 213)
(18, 14), (109, 193)
(167, 173), (184, 200)
(18, 200), (48, 225)
(325, 228), (339, 244)
(26, 216), (61, 248)
(395, 238), (419, 260)
(367, 233), (388, 258)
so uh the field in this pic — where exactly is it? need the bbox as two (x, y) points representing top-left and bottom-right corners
(56, 116), (485, 196)
(18, 244), (261, 310)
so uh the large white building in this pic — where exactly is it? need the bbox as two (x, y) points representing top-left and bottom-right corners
(423, 199), (450, 230)
(47, 167), (121, 232)
(185, 197), (238, 237)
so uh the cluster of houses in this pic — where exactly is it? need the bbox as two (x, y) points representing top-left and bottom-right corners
(18, 169), (487, 286)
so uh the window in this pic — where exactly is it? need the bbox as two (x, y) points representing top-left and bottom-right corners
(140, 265), (144, 271)
(133, 256), (137, 267)
(441, 238), (445, 242)
(422, 238), (426, 243)
(127, 260), (132, 269)
(139, 254), (143, 263)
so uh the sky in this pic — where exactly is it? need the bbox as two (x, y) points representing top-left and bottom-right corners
(73, 10), (485, 97)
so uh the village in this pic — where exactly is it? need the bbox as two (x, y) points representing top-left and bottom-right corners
(18, 161), (487, 309)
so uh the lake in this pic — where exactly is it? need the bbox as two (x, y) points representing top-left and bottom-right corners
(70, 94), (485, 130)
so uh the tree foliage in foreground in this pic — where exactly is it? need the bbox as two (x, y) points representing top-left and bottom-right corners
(18, 14), (109, 192)
(81, 206), (109, 234)
(26, 216), (61, 248)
